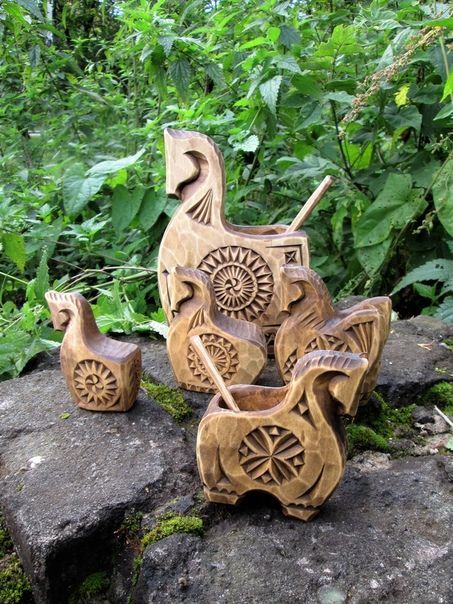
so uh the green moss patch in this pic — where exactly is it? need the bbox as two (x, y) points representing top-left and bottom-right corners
(419, 382), (453, 413)
(141, 376), (192, 422)
(69, 571), (109, 604)
(346, 424), (390, 456)
(141, 513), (203, 549)
(0, 514), (31, 604)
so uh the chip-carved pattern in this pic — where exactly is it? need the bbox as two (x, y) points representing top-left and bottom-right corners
(73, 359), (119, 408)
(187, 333), (239, 387)
(198, 246), (273, 321)
(239, 426), (304, 485)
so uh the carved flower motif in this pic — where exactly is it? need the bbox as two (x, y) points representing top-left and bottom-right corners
(73, 360), (119, 408)
(198, 246), (273, 321)
(239, 426), (304, 485)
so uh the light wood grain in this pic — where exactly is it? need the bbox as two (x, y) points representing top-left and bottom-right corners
(158, 128), (321, 352)
(274, 265), (391, 402)
(190, 335), (240, 411)
(45, 291), (141, 412)
(167, 267), (266, 393)
(286, 175), (333, 232)
(196, 350), (368, 521)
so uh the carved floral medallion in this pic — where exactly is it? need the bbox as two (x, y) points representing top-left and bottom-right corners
(198, 246), (274, 321)
(239, 425), (304, 485)
(73, 359), (119, 408)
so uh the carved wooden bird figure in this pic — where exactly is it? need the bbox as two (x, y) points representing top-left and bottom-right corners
(197, 350), (368, 521)
(274, 266), (391, 401)
(158, 129), (332, 350)
(45, 291), (141, 412)
(167, 267), (267, 393)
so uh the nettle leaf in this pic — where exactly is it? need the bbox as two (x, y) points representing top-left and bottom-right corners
(139, 189), (167, 230)
(159, 35), (175, 57)
(279, 25), (300, 49)
(435, 296), (453, 324)
(267, 26), (280, 44)
(205, 62), (225, 87)
(234, 135), (260, 153)
(2, 233), (26, 272)
(16, 0), (43, 20)
(34, 249), (49, 303)
(259, 75), (282, 115)
(111, 185), (145, 234)
(355, 174), (416, 248)
(63, 165), (106, 217)
(273, 55), (301, 74)
(433, 158), (453, 237)
(324, 91), (354, 105)
(169, 59), (191, 97)
(391, 259), (453, 294)
(87, 148), (145, 177)
(355, 173), (427, 274)
(315, 25), (358, 58)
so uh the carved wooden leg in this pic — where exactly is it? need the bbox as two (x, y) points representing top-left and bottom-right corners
(203, 487), (240, 506)
(281, 503), (320, 522)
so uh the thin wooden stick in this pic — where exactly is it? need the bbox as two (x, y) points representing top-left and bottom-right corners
(287, 176), (334, 232)
(190, 335), (240, 412)
(434, 405), (453, 431)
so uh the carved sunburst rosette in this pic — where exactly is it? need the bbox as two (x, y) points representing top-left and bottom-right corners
(73, 359), (119, 408)
(239, 426), (304, 485)
(187, 333), (239, 388)
(198, 246), (274, 321)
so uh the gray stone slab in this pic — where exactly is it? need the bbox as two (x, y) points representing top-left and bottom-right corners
(132, 455), (453, 604)
(0, 369), (194, 603)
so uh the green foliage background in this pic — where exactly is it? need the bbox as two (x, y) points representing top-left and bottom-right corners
(0, 0), (452, 379)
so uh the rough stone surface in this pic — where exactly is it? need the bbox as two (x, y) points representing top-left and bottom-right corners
(0, 316), (452, 603)
(0, 370), (194, 603)
(376, 316), (453, 406)
(132, 456), (453, 604)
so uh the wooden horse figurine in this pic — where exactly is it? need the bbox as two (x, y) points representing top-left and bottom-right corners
(274, 266), (391, 401)
(45, 291), (141, 412)
(158, 128), (333, 349)
(167, 267), (267, 392)
(195, 340), (368, 521)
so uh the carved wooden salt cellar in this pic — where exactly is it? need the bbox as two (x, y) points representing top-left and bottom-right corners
(196, 349), (368, 521)
(45, 291), (141, 412)
(274, 266), (391, 401)
(158, 128), (333, 349)
(167, 267), (267, 392)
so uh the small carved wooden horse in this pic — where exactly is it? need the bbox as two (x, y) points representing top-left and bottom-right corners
(45, 291), (141, 412)
(274, 266), (391, 401)
(167, 267), (267, 392)
(158, 128), (333, 349)
(197, 350), (368, 521)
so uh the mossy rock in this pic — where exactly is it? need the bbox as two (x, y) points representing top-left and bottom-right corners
(419, 382), (453, 414)
(0, 514), (31, 604)
(68, 571), (109, 604)
(141, 513), (203, 549)
(141, 376), (192, 422)
(346, 424), (390, 457)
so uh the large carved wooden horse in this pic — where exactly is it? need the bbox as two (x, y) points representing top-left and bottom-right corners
(158, 128), (332, 349)
(45, 291), (141, 412)
(274, 266), (391, 401)
(167, 267), (267, 392)
(197, 350), (368, 521)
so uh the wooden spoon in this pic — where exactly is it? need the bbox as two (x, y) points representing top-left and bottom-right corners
(190, 335), (240, 412)
(287, 176), (334, 232)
